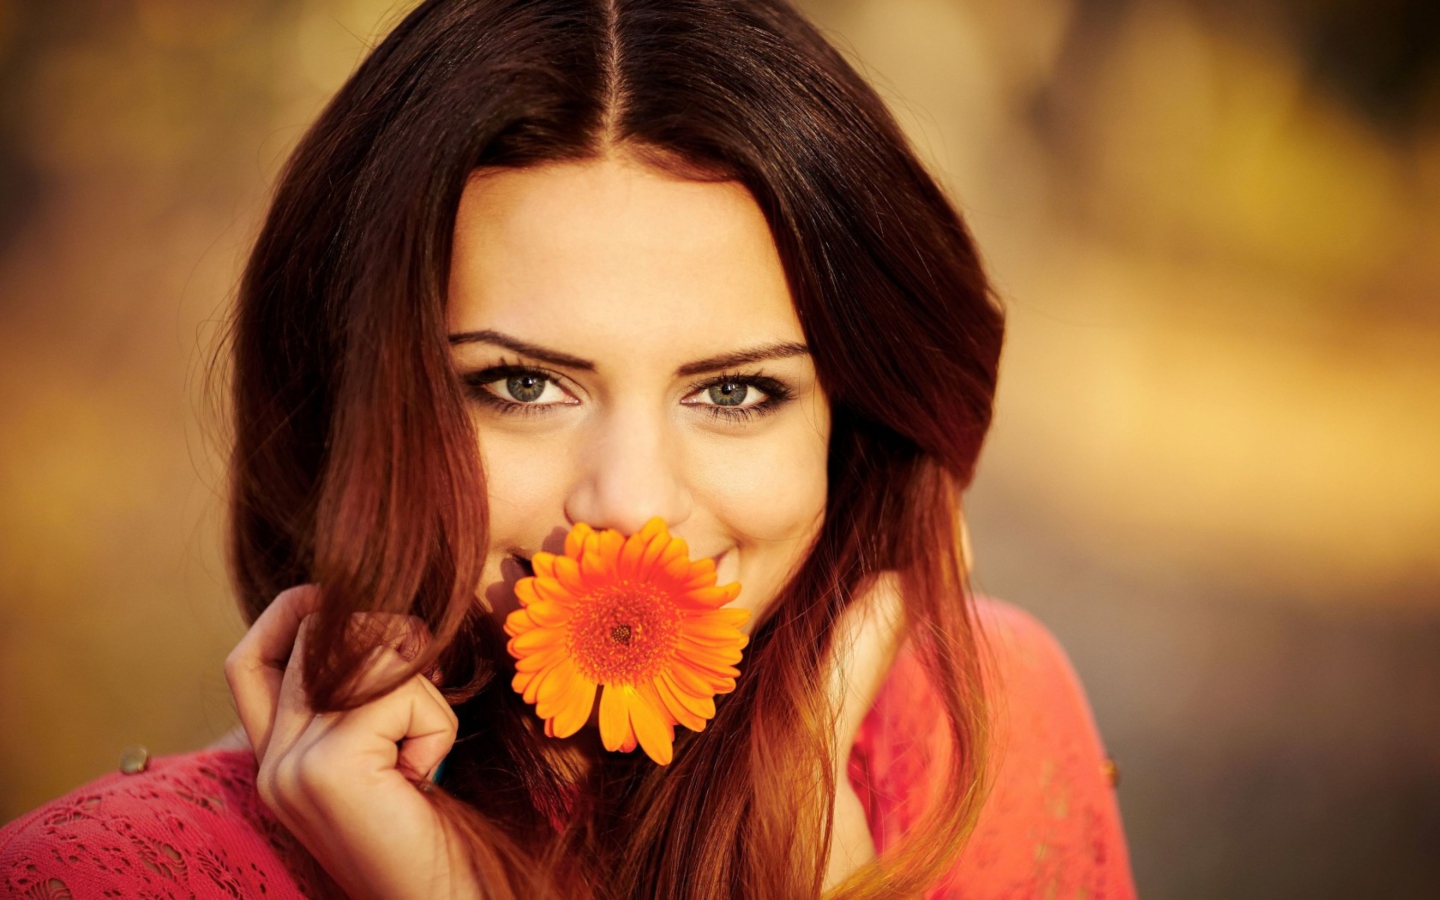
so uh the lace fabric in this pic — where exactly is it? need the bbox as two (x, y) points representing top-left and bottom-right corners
(1, 599), (1134, 898)
(0, 750), (328, 899)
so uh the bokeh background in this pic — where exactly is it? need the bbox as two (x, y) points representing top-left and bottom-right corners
(1, 0), (1436, 895)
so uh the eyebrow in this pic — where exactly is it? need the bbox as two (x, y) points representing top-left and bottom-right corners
(447, 329), (595, 371)
(446, 329), (810, 377)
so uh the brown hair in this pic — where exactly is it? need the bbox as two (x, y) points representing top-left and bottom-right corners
(228, 0), (1004, 896)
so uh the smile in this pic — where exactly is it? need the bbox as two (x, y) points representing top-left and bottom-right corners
(509, 552), (535, 578)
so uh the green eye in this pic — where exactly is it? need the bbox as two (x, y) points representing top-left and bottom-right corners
(707, 381), (748, 406)
(507, 373), (547, 402)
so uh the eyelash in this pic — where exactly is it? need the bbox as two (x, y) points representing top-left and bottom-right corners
(459, 362), (794, 423)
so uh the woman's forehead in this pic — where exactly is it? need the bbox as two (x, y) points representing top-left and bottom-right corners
(447, 156), (805, 370)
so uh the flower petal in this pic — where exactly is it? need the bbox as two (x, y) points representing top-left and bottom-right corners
(532, 658), (576, 710)
(564, 523), (595, 559)
(532, 552), (557, 580)
(677, 639), (744, 668)
(680, 557), (717, 589)
(504, 610), (536, 637)
(512, 667), (539, 696)
(660, 670), (716, 719)
(653, 674), (707, 732)
(599, 684), (636, 752)
(636, 527), (671, 579)
(667, 661), (717, 698)
(524, 599), (570, 628)
(660, 552), (692, 586)
(597, 529), (625, 566)
(657, 536), (688, 569)
(524, 660), (562, 706)
(680, 619), (749, 646)
(553, 555), (586, 594)
(617, 530), (649, 578)
(515, 579), (540, 607)
(514, 642), (569, 673)
(509, 624), (564, 654)
(551, 676), (598, 739)
(581, 547), (612, 580)
(689, 660), (742, 679)
(530, 578), (573, 607)
(679, 585), (740, 609)
(705, 606), (750, 628)
(628, 685), (675, 765)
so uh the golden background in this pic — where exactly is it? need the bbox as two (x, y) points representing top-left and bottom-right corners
(1, 0), (1436, 895)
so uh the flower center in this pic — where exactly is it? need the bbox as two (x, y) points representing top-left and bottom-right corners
(567, 582), (680, 685)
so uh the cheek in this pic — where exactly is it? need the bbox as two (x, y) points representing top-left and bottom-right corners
(690, 416), (827, 632)
(691, 414), (829, 547)
(475, 428), (572, 544)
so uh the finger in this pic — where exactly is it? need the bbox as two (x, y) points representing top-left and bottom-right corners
(225, 584), (322, 761)
(346, 614), (440, 696)
(348, 612), (433, 663)
(267, 612), (319, 763)
(403, 674), (459, 783)
(327, 671), (458, 785)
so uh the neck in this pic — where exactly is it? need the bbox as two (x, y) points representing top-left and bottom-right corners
(821, 571), (907, 892)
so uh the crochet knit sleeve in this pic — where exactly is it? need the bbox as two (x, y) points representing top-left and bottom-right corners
(847, 597), (1137, 899)
(0, 749), (330, 899)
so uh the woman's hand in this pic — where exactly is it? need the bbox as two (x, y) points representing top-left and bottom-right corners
(224, 585), (479, 900)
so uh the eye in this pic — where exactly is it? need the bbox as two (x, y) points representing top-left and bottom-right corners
(680, 373), (792, 422)
(462, 365), (577, 411)
(499, 372), (552, 403)
(706, 380), (752, 407)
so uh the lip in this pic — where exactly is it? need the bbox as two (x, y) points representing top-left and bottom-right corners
(708, 548), (735, 584)
(508, 551), (535, 578)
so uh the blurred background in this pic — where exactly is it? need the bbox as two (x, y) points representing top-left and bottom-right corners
(0, 0), (1435, 895)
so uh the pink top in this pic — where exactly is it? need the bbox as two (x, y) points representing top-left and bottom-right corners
(0, 599), (1135, 898)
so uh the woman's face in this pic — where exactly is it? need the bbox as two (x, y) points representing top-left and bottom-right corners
(447, 155), (830, 635)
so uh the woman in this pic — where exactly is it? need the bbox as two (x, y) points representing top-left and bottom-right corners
(0, 0), (1133, 897)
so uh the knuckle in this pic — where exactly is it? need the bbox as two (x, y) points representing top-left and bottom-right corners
(439, 708), (460, 739)
(404, 614), (435, 643)
(275, 584), (318, 609)
(222, 652), (254, 694)
(393, 616), (431, 661)
(222, 647), (245, 679)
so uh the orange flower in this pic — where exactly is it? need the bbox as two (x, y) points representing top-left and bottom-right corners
(504, 518), (749, 765)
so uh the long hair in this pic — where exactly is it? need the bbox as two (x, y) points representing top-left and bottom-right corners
(228, 0), (1004, 896)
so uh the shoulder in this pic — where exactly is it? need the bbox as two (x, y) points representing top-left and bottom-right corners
(951, 597), (1136, 897)
(851, 597), (1136, 898)
(0, 749), (321, 899)
(974, 596), (1101, 739)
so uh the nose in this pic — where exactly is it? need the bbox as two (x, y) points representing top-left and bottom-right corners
(563, 407), (692, 536)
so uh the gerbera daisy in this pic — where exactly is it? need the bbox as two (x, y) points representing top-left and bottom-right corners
(504, 517), (749, 765)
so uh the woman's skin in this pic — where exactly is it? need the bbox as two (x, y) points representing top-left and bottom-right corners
(225, 153), (905, 897)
